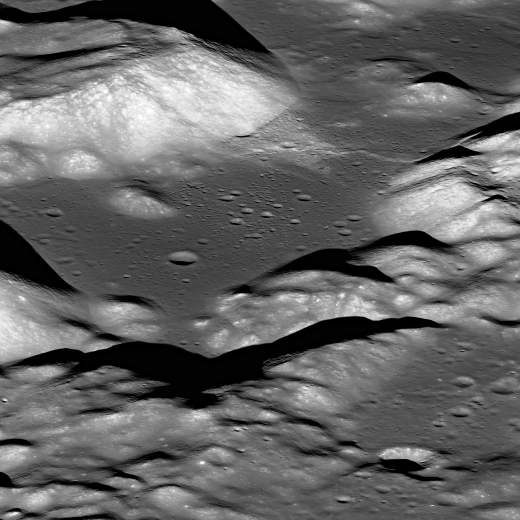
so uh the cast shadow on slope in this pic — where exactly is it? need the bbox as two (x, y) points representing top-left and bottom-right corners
(0, 0), (267, 53)
(456, 111), (520, 143)
(11, 315), (442, 407)
(0, 0), (298, 193)
(0, 218), (73, 292)
(228, 230), (453, 295)
(412, 72), (476, 92)
(415, 146), (481, 164)
(0, 218), (168, 362)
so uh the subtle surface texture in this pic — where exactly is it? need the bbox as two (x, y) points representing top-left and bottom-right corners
(0, 0), (519, 519)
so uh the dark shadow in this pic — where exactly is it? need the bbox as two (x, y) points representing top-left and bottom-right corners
(0, 439), (33, 447)
(352, 230), (452, 254)
(46, 315), (443, 404)
(267, 249), (393, 282)
(6, 347), (83, 371)
(0, 473), (13, 488)
(130, 450), (175, 463)
(0, 219), (74, 292)
(229, 231), (451, 295)
(412, 71), (474, 92)
(59, 320), (126, 346)
(229, 249), (394, 296)
(415, 145), (481, 164)
(217, 316), (443, 375)
(0, 0), (269, 53)
(380, 458), (425, 472)
(482, 316), (520, 327)
(99, 294), (159, 311)
(456, 111), (520, 141)
(116, 180), (173, 205)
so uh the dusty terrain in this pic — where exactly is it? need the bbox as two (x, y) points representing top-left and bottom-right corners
(0, 0), (518, 519)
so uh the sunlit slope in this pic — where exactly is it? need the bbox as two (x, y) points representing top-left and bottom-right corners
(0, 219), (166, 363)
(201, 112), (520, 352)
(0, 2), (297, 185)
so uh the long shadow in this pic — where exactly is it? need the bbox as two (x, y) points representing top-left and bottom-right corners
(0, 0), (268, 53)
(12, 315), (441, 406)
(212, 316), (442, 376)
(351, 230), (452, 254)
(415, 146), (481, 164)
(0, 219), (74, 292)
(231, 231), (453, 295)
(1, 229), (443, 407)
(229, 249), (393, 296)
(456, 111), (520, 142)
(412, 71), (476, 92)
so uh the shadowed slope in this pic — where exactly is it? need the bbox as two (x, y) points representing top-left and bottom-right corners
(0, 219), (73, 291)
(412, 71), (475, 92)
(457, 112), (520, 142)
(0, 0), (298, 190)
(415, 146), (481, 164)
(230, 232), (453, 295)
(0, 0), (269, 53)
(47, 316), (442, 400)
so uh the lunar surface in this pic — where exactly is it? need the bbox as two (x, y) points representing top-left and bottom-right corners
(0, 0), (520, 519)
